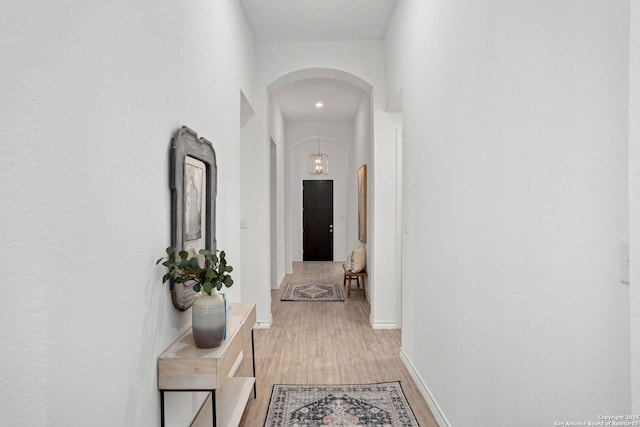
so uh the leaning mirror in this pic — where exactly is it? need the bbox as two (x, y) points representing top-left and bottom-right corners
(169, 126), (217, 310)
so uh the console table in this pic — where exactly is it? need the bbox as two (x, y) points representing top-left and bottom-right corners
(158, 302), (256, 427)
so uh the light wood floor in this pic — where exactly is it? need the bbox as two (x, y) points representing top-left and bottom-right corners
(236, 261), (439, 427)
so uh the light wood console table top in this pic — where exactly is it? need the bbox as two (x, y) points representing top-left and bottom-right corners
(158, 302), (256, 427)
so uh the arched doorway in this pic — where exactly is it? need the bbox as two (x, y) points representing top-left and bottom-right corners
(266, 69), (373, 285)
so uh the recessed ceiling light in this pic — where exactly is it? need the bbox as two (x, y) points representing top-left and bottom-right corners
(315, 102), (324, 108)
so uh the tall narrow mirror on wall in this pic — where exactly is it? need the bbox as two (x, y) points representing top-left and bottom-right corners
(169, 126), (217, 311)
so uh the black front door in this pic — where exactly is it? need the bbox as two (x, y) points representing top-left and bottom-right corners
(303, 180), (333, 261)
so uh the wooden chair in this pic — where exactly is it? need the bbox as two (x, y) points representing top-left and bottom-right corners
(343, 263), (367, 298)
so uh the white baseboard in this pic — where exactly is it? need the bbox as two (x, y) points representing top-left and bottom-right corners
(399, 348), (451, 427)
(272, 272), (286, 290)
(255, 314), (272, 329)
(369, 313), (399, 329)
(370, 320), (399, 329)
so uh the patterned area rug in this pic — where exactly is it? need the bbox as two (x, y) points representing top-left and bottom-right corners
(263, 382), (420, 426)
(280, 283), (345, 302)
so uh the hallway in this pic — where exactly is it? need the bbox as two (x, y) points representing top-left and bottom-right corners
(237, 261), (438, 426)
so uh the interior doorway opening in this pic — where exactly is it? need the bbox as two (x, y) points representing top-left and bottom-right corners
(266, 68), (403, 329)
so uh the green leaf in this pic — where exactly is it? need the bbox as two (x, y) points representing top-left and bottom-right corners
(157, 247), (233, 291)
(203, 282), (213, 295)
(189, 257), (200, 269)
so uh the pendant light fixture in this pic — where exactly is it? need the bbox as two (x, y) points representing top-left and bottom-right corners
(309, 139), (328, 175)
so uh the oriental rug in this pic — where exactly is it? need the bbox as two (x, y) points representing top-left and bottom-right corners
(280, 283), (345, 302)
(263, 382), (420, 427)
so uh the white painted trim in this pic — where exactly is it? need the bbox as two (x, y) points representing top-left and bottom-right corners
(371, 321), (398, 330)
(272, 272), (286, 290)
(255, 316), (273, 329)
(400, 348), (452, 427)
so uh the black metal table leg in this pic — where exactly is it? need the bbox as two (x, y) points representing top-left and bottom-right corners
(212, 390), (216, 427)
(160, 391), (165, 427)
(251, 329), (257, 398)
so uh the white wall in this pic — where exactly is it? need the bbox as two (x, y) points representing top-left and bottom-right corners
(630, 0), (640, 414)
(386, 1), (630, 425)
(254, 43), (400, 327)
(269, 98), (287, 285)
(356, 90), (401, 328)
(0, 0), (254, 425)
(352, 96), (372, 254)
(351, 95), (372, 297)
(240, 94), (272, 327)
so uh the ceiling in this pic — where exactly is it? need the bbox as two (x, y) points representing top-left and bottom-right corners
(239, 0), (398, 121)
(274, 78), (366, 121)
(239, 0), (398, 42)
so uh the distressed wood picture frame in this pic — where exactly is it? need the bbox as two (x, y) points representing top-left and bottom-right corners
(169, 126), (217, 311)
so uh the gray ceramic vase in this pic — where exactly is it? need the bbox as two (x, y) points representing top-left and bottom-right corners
(192, 292), (225, 348)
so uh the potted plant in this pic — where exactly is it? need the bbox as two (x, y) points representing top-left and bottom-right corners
(157, 247), (234, 348)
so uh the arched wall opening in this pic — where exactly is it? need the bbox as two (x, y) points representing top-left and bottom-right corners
(246, 52), (401, 329)
(267, 68), (373, 289)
